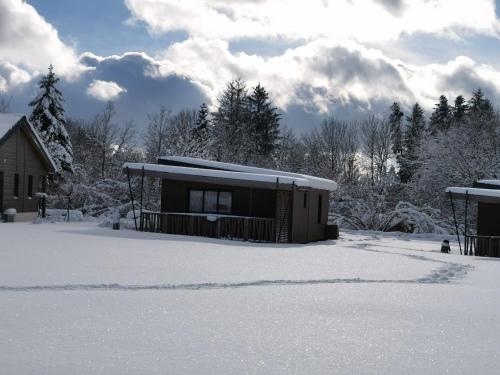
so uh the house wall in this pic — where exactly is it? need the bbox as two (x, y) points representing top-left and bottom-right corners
(0, 126), (49, 213)
(477, 202), (500, 236)
(161, 179), (276, 218)
(290, 189), (329, 243)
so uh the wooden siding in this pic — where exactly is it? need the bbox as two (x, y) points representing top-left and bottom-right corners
(289, 189), (329, 243)
(0, 125), (49, 212)
(477, 202), (500, 237)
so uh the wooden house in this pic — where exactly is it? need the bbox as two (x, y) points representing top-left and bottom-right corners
(0, 114), (56, 215)
(446, 180), (500, 257)
(124, 156), (338, 243)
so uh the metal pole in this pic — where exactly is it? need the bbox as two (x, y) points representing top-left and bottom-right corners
(126, 167), (138, 231)
(140, 167), (145, 231)
(449, 192), (462, 255)
(464, 191), (469, 255)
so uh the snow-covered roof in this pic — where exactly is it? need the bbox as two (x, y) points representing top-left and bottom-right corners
(446, 187), (500, 202)
(0, 113), (57, 173)
(125, 162), (337, 191)
(0, 113), (24, 141)
(158, 156), (338, 191)
(477, 179), (500, 187)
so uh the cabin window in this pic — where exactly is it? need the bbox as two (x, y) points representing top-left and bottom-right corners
(13, 173), (19, 198)
(189, 189), (233, 214)
(218, 192), (232, 214)
(317, 194), (322, 223)
(303, 192), (307, 208)
(28, 175), (33, 198)
(189, 190), (204, 213)
(204, 191), (218, 213)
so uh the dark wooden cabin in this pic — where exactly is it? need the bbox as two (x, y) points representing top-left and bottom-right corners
(447, 180), (500, 257)
(124, 156), (338, 243)
(0, 114), (56, 214)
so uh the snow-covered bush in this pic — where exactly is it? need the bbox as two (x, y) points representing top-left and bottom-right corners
(45, 209), (84, 222)
(379, 202), (449, 234)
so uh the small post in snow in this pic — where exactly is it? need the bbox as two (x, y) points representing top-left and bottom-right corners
(126, 167), (138, 231)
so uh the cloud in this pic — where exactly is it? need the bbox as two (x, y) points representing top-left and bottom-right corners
(86, 80), (127, 101)
(0, 0), (88, 84)
(0, 62), (32, 92)
(125, 0), (500, 42)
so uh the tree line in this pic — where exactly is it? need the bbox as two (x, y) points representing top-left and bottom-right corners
(6, 66), (500, 232)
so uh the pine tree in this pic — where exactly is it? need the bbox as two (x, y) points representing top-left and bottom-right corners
(191, 103), (212, 158)
(398, 103), (425, 183)
(452, 95), (468, 124)
(211, 79), (251, 163)
(195, 103), (210, 132)
(29, 65), (73, 173)
(467, 88), (495, 124)
(248, 83), (281, 160)
(388, 102), (404, 155)
(429, 95), (451, 134)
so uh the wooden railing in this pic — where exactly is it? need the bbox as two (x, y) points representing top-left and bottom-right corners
(140, 211), (277, 243)
(465, 235), (500, 257)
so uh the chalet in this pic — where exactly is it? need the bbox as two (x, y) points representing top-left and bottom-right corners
(446, 180), (500, 257)
(124, 156), (338, 243)
(0, 114), (56, 216)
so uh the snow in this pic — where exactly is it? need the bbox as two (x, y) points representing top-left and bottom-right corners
(1, 222), (500, 374)
(159, 156), (338, 191)
(477, 179), (500, 186)
(0, 113), (23, 140)
(0, 113), (58, 172)
(125, 162), (336, 191)
(446, 186), (500, 199)
(3, 208), (16, 215)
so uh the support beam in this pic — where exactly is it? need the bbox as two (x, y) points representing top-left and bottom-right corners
(449, 192), (462, 255)
(126, 167), (138, 231)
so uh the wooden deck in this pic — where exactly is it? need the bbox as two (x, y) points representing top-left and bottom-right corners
(465, 235), (500, 257)
(139, 211), (278, 243)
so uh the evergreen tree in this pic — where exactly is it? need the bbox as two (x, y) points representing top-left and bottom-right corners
(452, 95), (468, 124)
(29, 65), (73, 173)
(429, 95), (451, 134)
(388, 102), (404, 155)
(211, 79), (251, 163)
(248, 83), (281, 159)
(195, 103), (210, 132)
(398, 103), (425, 183)
(192, 103), (211, 157)
(467, 88), (495, 125)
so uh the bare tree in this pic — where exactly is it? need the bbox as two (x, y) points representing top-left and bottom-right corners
(361, 115), (392, 185)
(144, 106), (171, 163)
(303, 117), (360, 182)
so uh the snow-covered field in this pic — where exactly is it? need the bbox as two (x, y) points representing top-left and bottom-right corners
(1, 222), (499, 374)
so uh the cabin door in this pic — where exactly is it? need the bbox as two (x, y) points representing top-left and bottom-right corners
(0, 171), (3, 211)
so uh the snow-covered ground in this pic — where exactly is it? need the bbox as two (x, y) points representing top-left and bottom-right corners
(1, 222), (499, 374)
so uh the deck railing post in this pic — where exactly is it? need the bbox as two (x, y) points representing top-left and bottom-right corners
(126, 167), (138, 231)
(449, 192), (462, 255)
(464, 191), (469, 255)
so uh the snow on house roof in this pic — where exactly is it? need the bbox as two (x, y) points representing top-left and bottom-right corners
(0, 113), (24, 141)
(159, 156), (338, 191)
(477, 179), (500, 186)
(446, 186), (500, 202)
(0, 113), (57, 172)
(125, 162), (337, 191)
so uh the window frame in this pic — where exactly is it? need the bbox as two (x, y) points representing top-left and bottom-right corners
(13, 173), (19, 198)
(28, 175), (33, 199)
(188, 189), (233, 215)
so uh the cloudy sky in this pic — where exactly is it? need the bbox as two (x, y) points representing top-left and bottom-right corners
(2, 0), (500, 132)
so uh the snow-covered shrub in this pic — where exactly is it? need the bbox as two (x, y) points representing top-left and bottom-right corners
(45, 209), (84, 222)
(379, 202), (449, 234)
